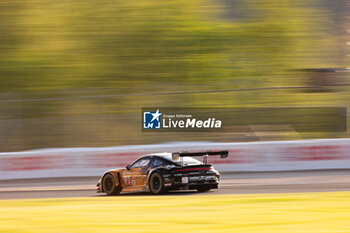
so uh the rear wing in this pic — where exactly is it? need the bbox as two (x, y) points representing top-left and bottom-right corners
(172, 150), (228, 164)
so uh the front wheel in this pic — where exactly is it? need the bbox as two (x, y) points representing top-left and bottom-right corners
(149, 172), (165, 194)
(102, 173), (121, 195)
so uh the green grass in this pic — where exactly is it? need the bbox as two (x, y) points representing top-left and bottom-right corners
(1, 192), (350, 233)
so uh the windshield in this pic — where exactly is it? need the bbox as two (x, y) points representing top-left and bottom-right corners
(163, 155), (202, 166)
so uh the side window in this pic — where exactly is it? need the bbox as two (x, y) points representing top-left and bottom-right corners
(139, 158), (150, 167)
(151, 158), (169, 168)
(131, 160), (141, 168)
(131, 158), (150, 168)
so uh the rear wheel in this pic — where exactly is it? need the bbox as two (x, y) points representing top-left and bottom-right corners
(149, 172), (165, 194)
(102, 173), (121, 195)
(197, 187), (211, 192)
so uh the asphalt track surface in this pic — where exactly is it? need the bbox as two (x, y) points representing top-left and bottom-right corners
(1, 170), (350, 200)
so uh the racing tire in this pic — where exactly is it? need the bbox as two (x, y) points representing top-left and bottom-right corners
(197, 187), (211, 192)
(102, 173), (121, 195)
(149, 172), (165, 195)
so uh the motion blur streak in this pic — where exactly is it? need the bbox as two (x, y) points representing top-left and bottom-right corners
(0, 0), (348, 151)
(1, 192), (350, 233)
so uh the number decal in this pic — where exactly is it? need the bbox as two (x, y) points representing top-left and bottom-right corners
(123, 176), (131, 185)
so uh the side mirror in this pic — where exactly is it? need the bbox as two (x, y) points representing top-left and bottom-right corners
(126, 165), (131, 170)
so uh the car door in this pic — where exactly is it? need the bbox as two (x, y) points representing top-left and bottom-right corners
(122, 157), (151, 190)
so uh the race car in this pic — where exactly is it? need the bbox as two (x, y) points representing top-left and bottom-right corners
(97, 150), (228, 195)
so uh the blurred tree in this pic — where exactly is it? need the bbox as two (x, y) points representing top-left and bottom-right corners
(0, 0), (332, 93)
(0, 0), (342, 151)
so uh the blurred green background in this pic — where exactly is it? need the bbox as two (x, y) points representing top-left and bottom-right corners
(0, 0), (349, 151)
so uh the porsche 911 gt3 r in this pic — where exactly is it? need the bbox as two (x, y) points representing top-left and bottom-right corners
(97, 150), (228, 195)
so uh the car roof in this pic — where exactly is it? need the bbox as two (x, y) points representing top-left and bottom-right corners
(150, 153), (175, 161)
(135, 153), (202, 166)
(139, 153), (176, 164)
(149, 152), (172, 157)
(135, 153), (171, 159)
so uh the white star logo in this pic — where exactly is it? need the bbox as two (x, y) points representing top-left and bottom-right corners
(151, 109), (162, 122)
